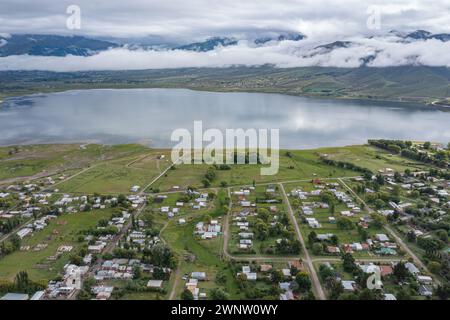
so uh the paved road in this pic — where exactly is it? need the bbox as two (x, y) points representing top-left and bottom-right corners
(279, 182), (326, 300)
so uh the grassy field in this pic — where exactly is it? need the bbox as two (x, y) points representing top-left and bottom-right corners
(0, 209), (114, 282)
(319, 145), (428, 173)
(152, 149), (361, 192)
(56, 150), (171, 194)
(1, 143), (426, 192)
(0, 144), (150, 182)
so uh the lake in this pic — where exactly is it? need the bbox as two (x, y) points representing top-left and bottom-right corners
(1, 88), (449, 149)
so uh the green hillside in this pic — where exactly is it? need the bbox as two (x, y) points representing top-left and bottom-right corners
(1, 66), (449, 105)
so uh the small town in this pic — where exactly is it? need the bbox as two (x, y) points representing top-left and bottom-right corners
(0, 140), (449, 301)
(1, 2), (450, 311)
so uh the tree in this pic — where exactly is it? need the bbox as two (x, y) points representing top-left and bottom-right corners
(149, 244), (174, 267)
(342, 253), (357, 273)
(10, 234), (21, 251)
(202, 179), (211, 188)
(396, 288), (411, 300)
(423, 141), (431, 150)
(357, 226), (368, 241)
(374, 199), (386, 209)
(312, 243), (323, 255)
(215, 271), (227, 285)
(69, 254), (83, 266)
(295, 272), (311, 292)
(358, 288), (381, 300)
(435, 284), (450, 300)
(337, 217), (354, 230)
(269, 269), (283, 283)
(318, 264), (334, 282)
(338, 292), (358, 300)
(254, 220), (269, 240)
(417, 237), (444, 252)
(320, 191), (335, 205)
(210, 288), (229, 300)
(308, 231), (318, 245)
(370, 214), (386, 229)
(393, 262), (409, 283)
(132, 265), (142, 279)
(427, 261), (441, 274)
(14, 271), (32, 293)
(329, 280), (344, 299)
(436, 230), (448, 243)
(257, 208), (270, 223)
(302, 291), (316, 300)
(406, 231), (416, 243)
(118, 194), (127, 204)
(330, 202), (335, 215)
(181, 289), (194, 300)
(204, 214), (212, 224)
(142, 213), (154, 227)
(330, 234), (339, 245)
(376, 174), (385, 186)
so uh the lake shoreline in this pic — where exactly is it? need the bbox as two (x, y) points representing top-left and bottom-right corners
(0, 86), (434, 111)
(1, 88), (449, 148)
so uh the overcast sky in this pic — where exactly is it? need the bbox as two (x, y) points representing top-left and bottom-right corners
(1, 1), (450, 71)
(1, 0), (450, 41)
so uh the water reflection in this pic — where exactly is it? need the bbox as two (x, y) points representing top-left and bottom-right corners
(0, 88), (449, 148)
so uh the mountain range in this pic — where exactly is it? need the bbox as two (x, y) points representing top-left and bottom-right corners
(0, 34), (118, 57)
(3, 29), (448, 58)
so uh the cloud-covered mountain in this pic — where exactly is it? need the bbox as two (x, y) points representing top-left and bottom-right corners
(1, 30), (450, 71)
(0, 34), (118, 57)
(0, 32), (308, 56)
(389, 29), (450, 42)
(174, 37), (238, 52)
(253, 32), (306, 45)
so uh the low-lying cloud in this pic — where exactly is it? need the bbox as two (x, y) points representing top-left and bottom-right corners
(1, 36), (450, 71)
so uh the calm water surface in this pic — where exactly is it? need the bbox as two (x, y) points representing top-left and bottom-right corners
(1, 88), (449, 148)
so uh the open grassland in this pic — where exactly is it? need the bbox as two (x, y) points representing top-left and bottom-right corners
(318, 145), (428, 173)
(0, 144), (150, 183)
(0, 209), (114, 282)
(152, 149), (360, 192)
(56, 150), (171, 194)
(1, 144), (427, 193)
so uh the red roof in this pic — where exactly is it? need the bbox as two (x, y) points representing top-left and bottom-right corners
(380, 265), (393, 277)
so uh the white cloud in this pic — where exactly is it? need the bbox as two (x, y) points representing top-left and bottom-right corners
(1, 0), (450, 70)
(0, 0), (450, 40)
(1, 36), (450, 71)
